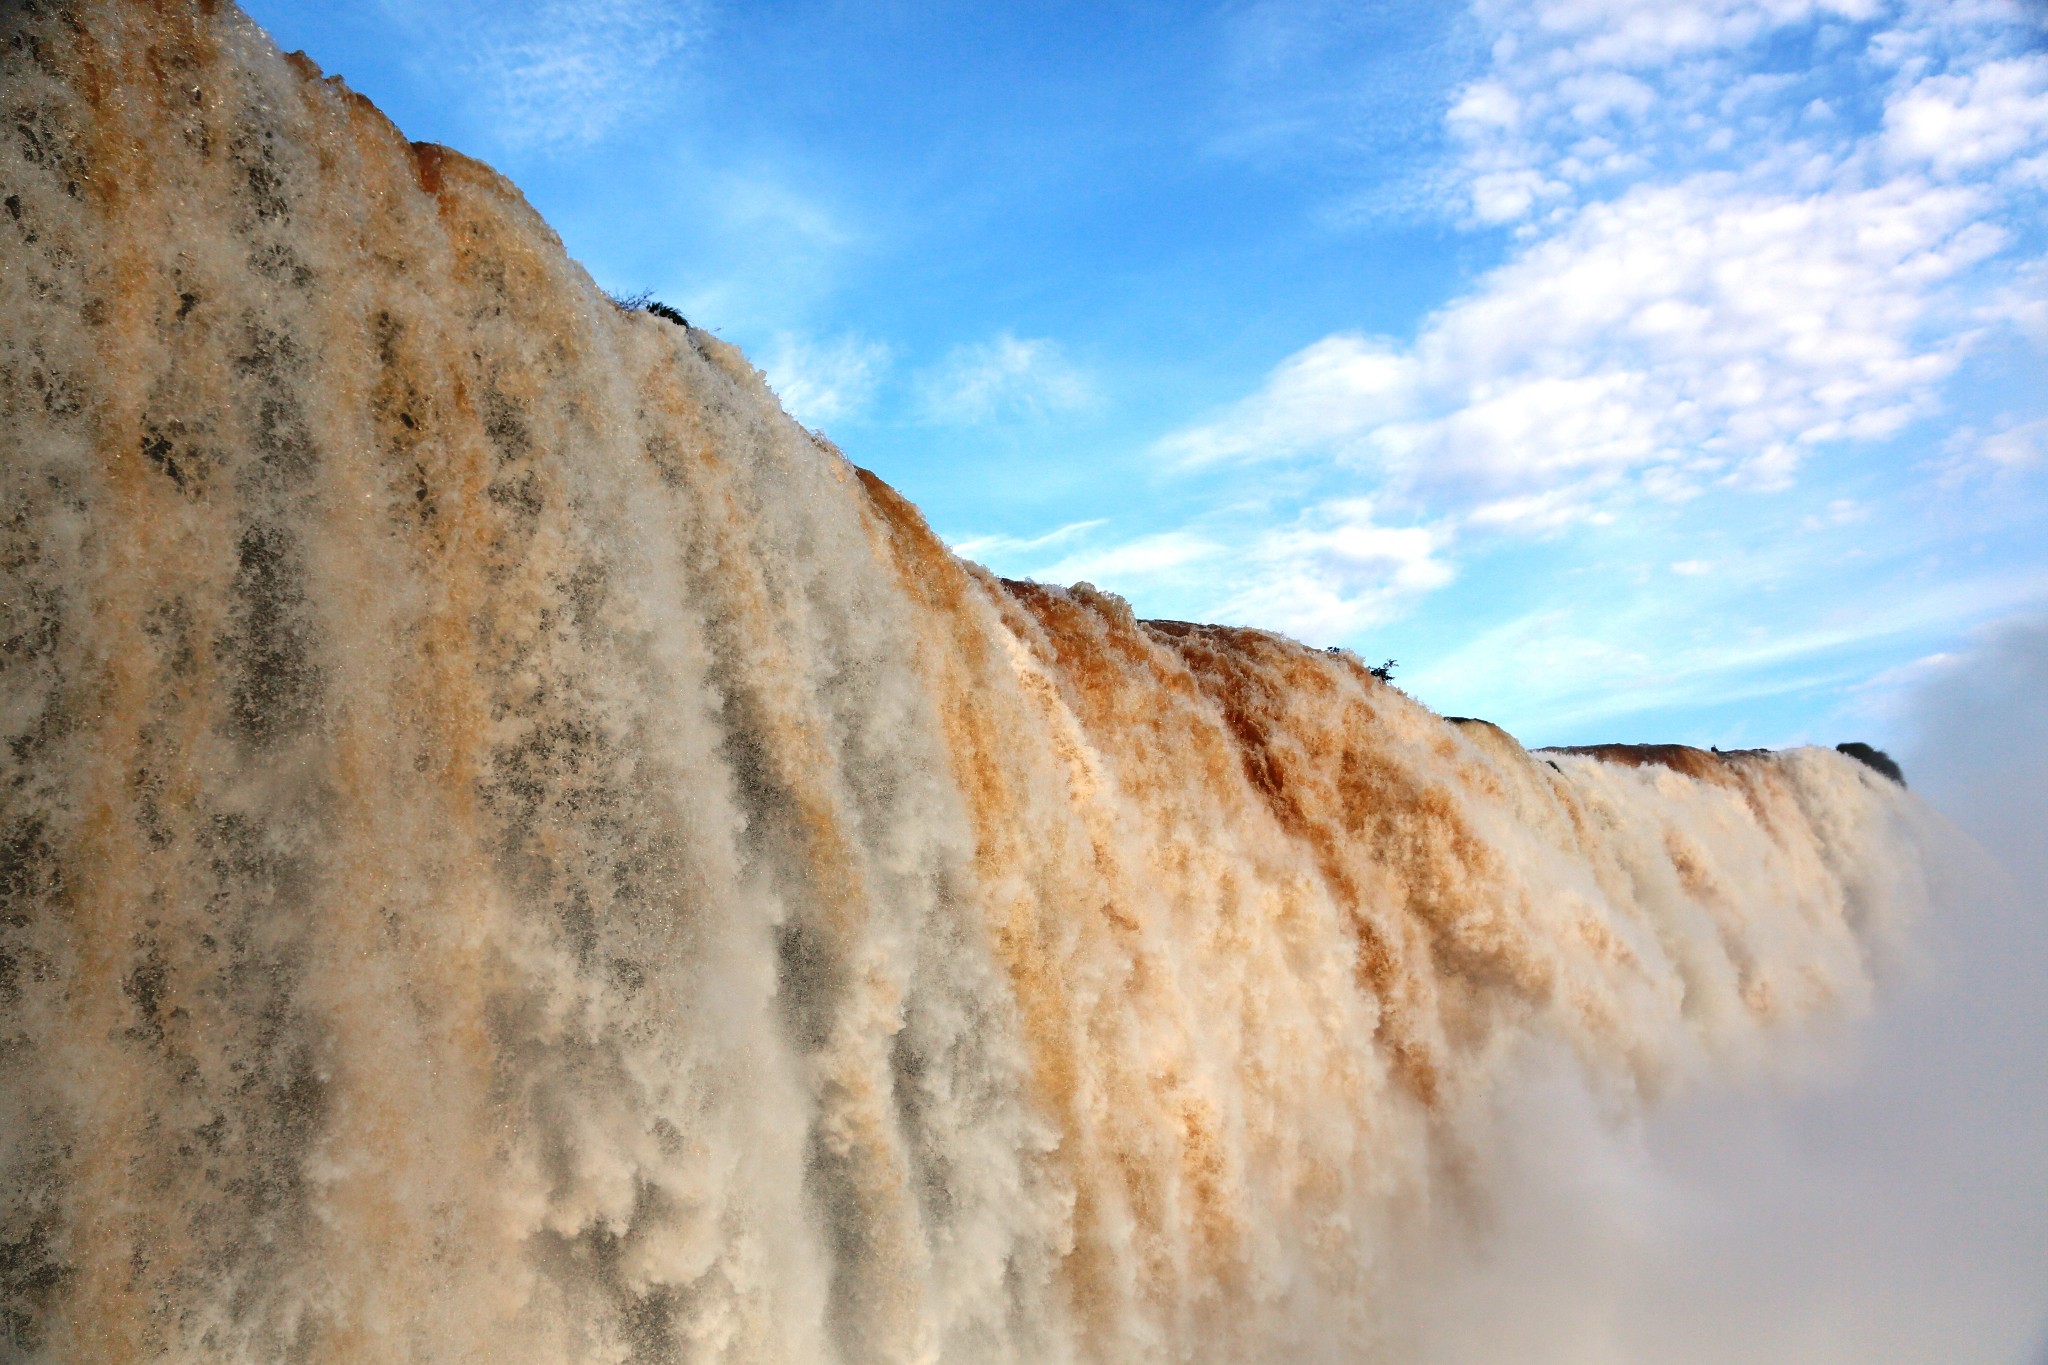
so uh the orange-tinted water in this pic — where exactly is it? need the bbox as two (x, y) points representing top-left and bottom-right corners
(0, 5), (1927, 1359)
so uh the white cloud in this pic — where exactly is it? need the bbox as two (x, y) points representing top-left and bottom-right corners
(998, 501), (1452, 645)
(1410, 562), (2048, 737)
(1557, 69), (1659, 124)
(1849, 648), (1964, 714)
(1447, 0), (2045, 230)
(1446, 1), (1839, 226)
(1160, 172), (2000, 510)
(1884, 54), (2048, 179)
(1208, 0), (1471, 218)
(917, 332), (1096, 426)
(1040, 530), (1222, 586)
(711, 176), (851, 252)
(1494, 0), (1878, 70)
(949, 519), (1107, 566)
(1467, 486), (1619, 532)
(1448, 80), (1523, 134)
(1156, 0), (2045, 549)
(1213, 500), (1456, 641)
(941, 0), (2047, 678)
(760, 331), (892, 427)
(659, 171), (865, 325)
(1938, 413), (2048, 480)
(1158, 334), (1415, 467)
(1996, 257), (2048, 341)
(398, 0), (705, 147)
(942, 475), (1464, 647)
(1801, 497), (1870, 529)
(1979, 416), (2048, 469)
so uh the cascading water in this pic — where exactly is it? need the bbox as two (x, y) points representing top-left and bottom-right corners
(0, 3), (1932, 1361)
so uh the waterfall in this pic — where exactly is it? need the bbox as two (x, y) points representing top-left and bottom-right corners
(0, 3), (1930, 1360)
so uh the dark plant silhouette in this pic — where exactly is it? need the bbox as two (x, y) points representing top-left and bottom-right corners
(1836, 741), (1906, 786)
(1369, 658), (1397, 682)
(609, 290), (689, 328)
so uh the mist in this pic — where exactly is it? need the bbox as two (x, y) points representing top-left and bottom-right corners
(1391, 617), (2048, 1364)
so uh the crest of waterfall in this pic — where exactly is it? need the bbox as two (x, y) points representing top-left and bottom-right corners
(0, 3), (1930, 1361)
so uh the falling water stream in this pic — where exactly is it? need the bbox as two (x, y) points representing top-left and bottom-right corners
(0, 4), (1931, 1360)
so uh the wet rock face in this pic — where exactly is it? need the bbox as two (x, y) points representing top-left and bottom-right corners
(0, 2), (1935, 1362)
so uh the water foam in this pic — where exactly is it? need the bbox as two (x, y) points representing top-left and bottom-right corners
(0, 4), (1930, 1360)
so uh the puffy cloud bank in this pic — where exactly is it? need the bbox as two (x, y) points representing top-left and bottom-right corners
(972, 0), (2046, 678)
(1164, 0), (2044, 527)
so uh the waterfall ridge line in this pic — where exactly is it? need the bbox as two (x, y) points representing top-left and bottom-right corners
(0, 4), (1929, 1360)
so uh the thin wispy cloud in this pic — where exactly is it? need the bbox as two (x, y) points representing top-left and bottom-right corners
(950, 519), (1107, 565)
(1211, 500), (1456, 641)
(1209, 0), (1474, 218)
(389, 0), (705, 148)
(1977, 416), (2048, 470)
(653, 169), (870, 328)
(918, 333), (1096, 426)
(1040, 530), (1223, 589)
(1409, 558), (2048, 736)
(955, 501), (1452, 644)
(761, 331), (893, 427)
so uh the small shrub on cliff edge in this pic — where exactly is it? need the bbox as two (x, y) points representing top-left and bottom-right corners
(609, 290), (689, 328)
(1836, 741), (1906, 786)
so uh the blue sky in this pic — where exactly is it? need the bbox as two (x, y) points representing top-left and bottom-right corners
(242, 0), (2048, 749)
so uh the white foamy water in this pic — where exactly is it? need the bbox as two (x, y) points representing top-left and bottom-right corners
(0, 4), (1933, 1360)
